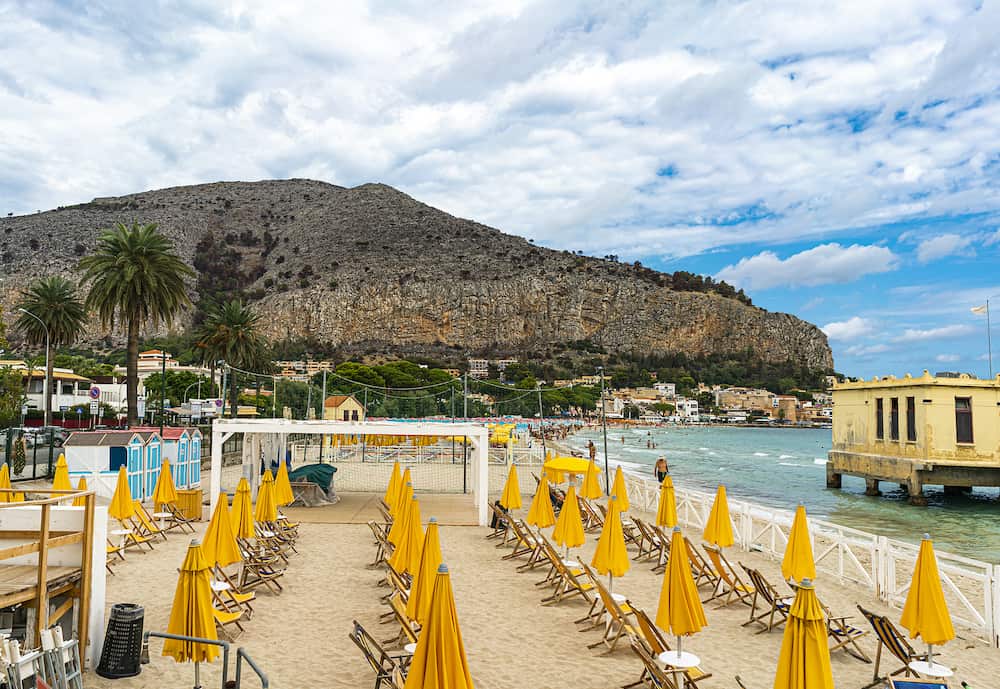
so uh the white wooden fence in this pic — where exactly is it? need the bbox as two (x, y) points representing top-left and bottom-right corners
(620, 471), (1000, 648)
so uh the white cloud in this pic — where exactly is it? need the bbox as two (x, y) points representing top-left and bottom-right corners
(915, 233), (978, 263)
(895, 324), (977, 342)
(935, 353), (961, 362)
(844, 343), (892, 357)
(822, 316), (877, 341)
(715, 243), (898, 290)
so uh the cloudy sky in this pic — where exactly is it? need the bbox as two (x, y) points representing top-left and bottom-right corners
(2, 1), (999, 377)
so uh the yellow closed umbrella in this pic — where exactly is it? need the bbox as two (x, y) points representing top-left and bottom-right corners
(403, 564), (475, 689)
(230, 478), (255, 540)
(581, 459), (602, 500)
(499, 464), (522, 510)
(610, 465), (629, 512)
(900, 534), (955, 665)
(397, 467), (412, 509)
(274, 460), (295, 507)
(0, 463), (12, 503)
(385, 461), (401, 513)
(591, 495), (630, 591)
(656, 472), (677, 528)
(52, 454), (72, 492)
(162, 539), (219, 688)
(526, 474), (556, 529)
(255, 470), (278, 523)
(552, 485), (585, 553)
(772, 579), (834, 689)
(703, 485), (734, 548)
(389, 482), (414, 546)
(656, 526), (708, 657)
(72, 476), (88, 507)
(202, 493), (242, 569)
(11, 492), (24, 502)
(153, 458), (179, 510)
(389, 497), (424, 576)
(406, 517), (442, 626)
(782, 505), (816, 584)
(108, 466), (135, 522)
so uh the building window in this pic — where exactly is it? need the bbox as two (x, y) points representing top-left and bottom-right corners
(906, 397), (916, 442)
(875, 398), (884, 440)
(342, 410), (349, 421)
(955, 397), (973, 443)
(889, 398), (899, 441)
(351, 410), (359, 421)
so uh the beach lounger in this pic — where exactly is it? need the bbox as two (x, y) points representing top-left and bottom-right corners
(577, 496), (604, 532)
(651, 525), (673, 573)
(582, 565), (637, 653)
(237, 543), (285, 594)
(162, 502), (198, 533)
(350, 620), (409, 689)
(132, 501), (169, 542)
(507, 520), (545, 569)
(822, 604), (871, 662)
(532, 531), (578, 588)
(368, 520), (392, 567)
(212, 565), (256, 619)
(858, 605), (929, 686)
(538, 539), (597, 607)
(121, 520), (156, 552)
(384, 593), (419, 647)
(630, 517), (663, 562)
(106, 539), (126, 574)
(382, 562), (412, 605)
(886, 681), (949, 689)
(488, 502), (511, 541)
(701, 543), (755, 608)
(623, 608), (713, 689)
(740, 565), (792, 633)
(213, 606), (245, 640)
(684, 536), (720, 589)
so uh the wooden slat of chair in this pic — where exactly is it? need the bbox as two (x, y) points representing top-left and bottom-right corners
(164, 503), (198, 533)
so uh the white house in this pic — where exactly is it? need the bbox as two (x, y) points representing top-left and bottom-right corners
(63, 430), (163, 502)
(0, 360), (95, 414)
(676, 398), (699, 420)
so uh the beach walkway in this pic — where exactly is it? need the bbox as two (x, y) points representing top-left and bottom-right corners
(283, 491), (479, 525)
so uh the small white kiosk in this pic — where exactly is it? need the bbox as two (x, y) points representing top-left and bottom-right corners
(63, 430), (162, 501)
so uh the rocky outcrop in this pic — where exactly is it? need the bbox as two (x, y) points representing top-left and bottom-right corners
(0, 179), (833, 369)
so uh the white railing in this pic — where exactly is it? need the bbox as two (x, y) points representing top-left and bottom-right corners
(289, 441), (545, 466)
(621, 471), (1000, 647)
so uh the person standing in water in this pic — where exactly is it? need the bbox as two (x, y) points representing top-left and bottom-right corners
(588, 440), (596, 461)
(654, 455), (669, 483)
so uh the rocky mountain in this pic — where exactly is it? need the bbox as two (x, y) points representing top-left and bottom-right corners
(0, 179), (833, 370)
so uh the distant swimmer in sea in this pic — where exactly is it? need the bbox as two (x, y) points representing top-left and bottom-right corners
(654, 455), (669, 483)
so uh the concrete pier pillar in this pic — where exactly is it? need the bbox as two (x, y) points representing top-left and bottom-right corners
(826, 464), (842, 488)
(865, 478), (880, 496)
(943, 485), (967, 496)
(907, 474), (927, 506)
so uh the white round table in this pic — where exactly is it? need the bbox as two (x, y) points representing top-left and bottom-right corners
(110, 528), (132, 550)
(210, 580), (231, 592)
(611, 592), (627, 604)
(658, 650), (700, 668)
(404, 643), (417, 654)
(908, 660), (953, 678)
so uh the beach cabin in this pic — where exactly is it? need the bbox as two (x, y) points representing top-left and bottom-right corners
(132, 426), (202, 489)
(63, 430), (162, 501)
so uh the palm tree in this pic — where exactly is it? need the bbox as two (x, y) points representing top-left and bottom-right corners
(79, 222), (194, 424)
(195, 300), (269, 416)
(15, 277), (87, 426)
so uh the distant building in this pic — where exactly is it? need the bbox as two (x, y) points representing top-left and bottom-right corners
(772, 395), (800, 422)
(467, 359), (489, 379)
(676, 398), (699, 420)
(323, 394), (365, 422)
(653, 382), (676, 398)
(715, 387), (775, 412)
(273, 359), (334, 382)
(828, 371), (1000, 504)
(0, 359), (95, 414)
(115, 349), (214, 386)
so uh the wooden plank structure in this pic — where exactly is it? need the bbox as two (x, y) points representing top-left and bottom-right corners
(0, 488), (95, 660)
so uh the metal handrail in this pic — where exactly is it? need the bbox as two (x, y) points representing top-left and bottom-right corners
(236, 647), (269, 688)
(142, 631), (230, 688)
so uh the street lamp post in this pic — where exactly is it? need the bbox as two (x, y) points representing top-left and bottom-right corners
(598, 366), (610, 493)
(536, 382), (546, 457)
(159, 347), (166, 436)
(18, 308), (50, 426)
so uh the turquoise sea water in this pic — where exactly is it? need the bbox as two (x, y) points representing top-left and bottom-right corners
(567, 425), (1000, 563)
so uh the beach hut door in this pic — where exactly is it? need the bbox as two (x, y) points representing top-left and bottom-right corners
(127, 438), (143, 500)
(177, 434), (188, 488)
(145, 439), (162, 499)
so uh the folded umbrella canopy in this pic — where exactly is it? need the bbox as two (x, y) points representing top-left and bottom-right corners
(499, 464), (522, 510)
(274, 459), (295, 507)
(552, 485), (585, 552)
(581, 459), (603, 500)
(702, 485), (734, 548)
(52, 454), (72, 493)
(255, 470), (278, 523)
(230, 478), (255, 540)
(389, 497), (424, 576)
(0, 463), (10, 503)
(656, 473), (677, 528)
(108, 466), (135, 523)
(772, 579), (834, 689)
(389, 482), (415, 546)
(202, 493), (242, 569)
(656, 527), (707, 656)
(526, 474), (556, 529)
(781, 505), (816, 584)
(900, 534), (955, 664)
(610, 466), (629, 512)
(403, 564), (475, 689)
(152, 458), (179, 510)
(543, 455), (591, 485)
(72, 476), (88, 507)
(591, 495), (630, 592)
(385, 461), (401, 514)
(406, 517), (442, 626)
(163, 539), (220, 689)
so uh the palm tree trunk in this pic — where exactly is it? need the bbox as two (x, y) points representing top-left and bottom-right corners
(209, 361), (216, 398)
(126, 318), (139, 425)
(229, 370), (238, 417)
(45, 345), (53, 427)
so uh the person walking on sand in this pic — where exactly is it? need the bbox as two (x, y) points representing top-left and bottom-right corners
(654, 455), (669, 483)
(588, 440), (596, 461)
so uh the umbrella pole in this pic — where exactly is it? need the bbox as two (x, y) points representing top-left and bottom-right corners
(608, 574), (613, 594)
(927, 643), (933, 665)
(194, 659), (201, 689)
(677, 635), (682, 656)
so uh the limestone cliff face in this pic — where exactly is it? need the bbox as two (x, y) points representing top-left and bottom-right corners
(0, 179), (833, 369)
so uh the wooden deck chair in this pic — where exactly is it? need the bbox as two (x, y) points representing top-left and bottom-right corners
(213, 565), (256, 618)
(822, 604), (871, 662)
(739, 565), (792, 633)
(500, 518), (537, 561)
(384, 593), (419, 647)
(583, 565), (637, 653)
(626, 636), (680, 689)
(624, 608), (714, 689)
(508, 520), (546, 570)
(132, 502), (169, 542)
(163, 502), (197, 533)
(213, 606), (245, 640)
(651, 525), (673, 574)
(631, 517), (664, 562)
(684, 536), (720, 589)
(382, 562), (411, 604)
(106, 539), (126, 574)
(350, 620), (406, 689)
(532, 531), (573, 587)
(577, 496), (605, 532)
(619, 515), (642, 549)
(237, 543), (285, 594)
(857, 605), (928, 685)
(701, 543), (755, 607)
(487, 502), (511, 541)
(121, 519), (156, 552)
(368, 520), (392, 567)
(539, 541), (597, 607)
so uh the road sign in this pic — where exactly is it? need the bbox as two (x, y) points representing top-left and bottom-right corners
(137, 396), (146, 418)
(20, 404), (27, 416)
(76, 408), (82, 415)
(60, 405), (69, 412)
(89, 401), (99, 415)
(89, 386), (101, 400)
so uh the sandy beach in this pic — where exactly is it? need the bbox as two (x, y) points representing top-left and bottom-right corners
(89, 493), (995, 689)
